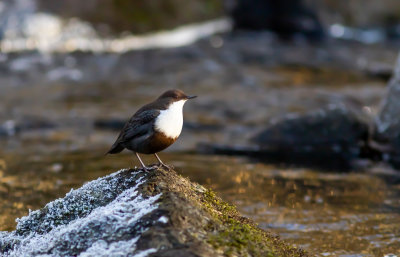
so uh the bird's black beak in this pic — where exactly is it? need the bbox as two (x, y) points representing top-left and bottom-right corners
(187, 95), (197, 99)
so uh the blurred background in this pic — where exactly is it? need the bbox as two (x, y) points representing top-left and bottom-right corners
(1, 0), (400, 256)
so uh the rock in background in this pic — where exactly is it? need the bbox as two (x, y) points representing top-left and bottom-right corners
(251, 106), (371, 170)
(0, 167), (307, 257)
(374, 53), (400, 168)
(231, 0), (325, 40)
(200, 105), (373, 171)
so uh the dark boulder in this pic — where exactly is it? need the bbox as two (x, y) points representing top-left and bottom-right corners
(198, 106), (373, 171)
(251, 106), (371, 170)
(231, 0), (325, 40)
(0, 166), (307, 257)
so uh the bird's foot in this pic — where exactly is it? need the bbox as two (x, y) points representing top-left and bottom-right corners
(157, 162), (172, 170)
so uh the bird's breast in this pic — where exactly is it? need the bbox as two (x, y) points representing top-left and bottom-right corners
(154, 100), (185, 139)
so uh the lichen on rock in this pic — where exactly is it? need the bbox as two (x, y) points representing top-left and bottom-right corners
(0, 166), (307, 257)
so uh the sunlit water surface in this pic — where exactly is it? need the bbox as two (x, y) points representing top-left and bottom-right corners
(0, 151), (399, 256)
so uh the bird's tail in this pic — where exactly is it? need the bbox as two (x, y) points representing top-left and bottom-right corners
(106, 142), (124, 155)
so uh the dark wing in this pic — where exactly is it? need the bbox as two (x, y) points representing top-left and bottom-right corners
(107, 109), (160, 154)
(120, 109), (160, 142)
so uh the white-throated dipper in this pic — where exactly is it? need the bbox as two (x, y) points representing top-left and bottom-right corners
(107, 89), (196, 170)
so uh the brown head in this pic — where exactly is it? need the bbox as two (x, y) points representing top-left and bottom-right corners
(134, 89), (196, 114)
(158, 89), (197, 102)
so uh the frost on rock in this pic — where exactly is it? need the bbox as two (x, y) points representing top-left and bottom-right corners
(157, 216), (168, 224)
(0, 168), (162, 257)
(16, 168), (140, 236)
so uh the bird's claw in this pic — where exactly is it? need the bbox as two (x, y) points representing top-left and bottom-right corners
(158, 162), (172, 170)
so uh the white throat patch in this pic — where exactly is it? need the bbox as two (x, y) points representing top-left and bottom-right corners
(154, 100), (186, 138)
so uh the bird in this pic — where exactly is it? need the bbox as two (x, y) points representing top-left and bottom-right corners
(107, 89), (196, 170)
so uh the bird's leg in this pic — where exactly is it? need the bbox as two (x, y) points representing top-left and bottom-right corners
(154, 153), (170, 170)
(135, 153), (148, 171)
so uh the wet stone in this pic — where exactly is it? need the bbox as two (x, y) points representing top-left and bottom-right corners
(231, 0), (325, 40)
(0, 166), (307, 257)
(199, 106), (372, 170)
(375, 53), (400, 168)
(251, 106), (371, 170)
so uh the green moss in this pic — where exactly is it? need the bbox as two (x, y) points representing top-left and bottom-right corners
(200, 189), (306, 257)
(203, 189), (237, 216)
(207, 219), (276, 257)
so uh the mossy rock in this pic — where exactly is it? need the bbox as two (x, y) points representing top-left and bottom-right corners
(0, 166), (307, 256)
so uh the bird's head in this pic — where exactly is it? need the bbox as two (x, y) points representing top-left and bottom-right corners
(158, 89), (197, 102)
